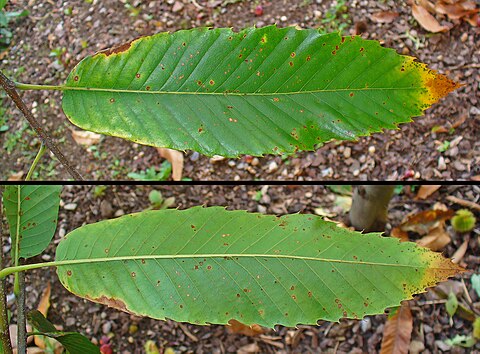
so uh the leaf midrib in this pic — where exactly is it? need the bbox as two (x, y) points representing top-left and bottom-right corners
(53, 253), (429, 269)
(61, 86), (423, 95)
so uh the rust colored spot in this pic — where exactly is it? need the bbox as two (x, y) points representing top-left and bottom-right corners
(197, 80), (202, 86)
(349, 92), (354, 97)
(243, 288), (251, 293)
(85, 295), (133, 314)
(364, 301), (369, 307)
(209, 79), (215, 85)
(343, 310), (347, 317)
(306, 55), (311, 61)
(236, 293), (241, 297)
(291, 52), (296, 58)
(198, 127), (203, 133)
(289, 61), (294, 67)
(332, 50), (336, 55)
(308, 291), (312, 298)
(238, 54), (243, 58)
(353, 255), (358, 260)
(141, 259), (146, 264)
(360, 47), (364, 52)
(207, 265), (212, 270)
(290, 285), (295, 290)
(146, 86), (151, 91)
(227, 105), (233, 109)
(136, 73), (141, 79)
(110, 98), (115, 103)
(99, 40), (134, 56)
(73, 76), (79, 81)
(341, 37), (345, 43)
(66, 270), (72, 276)
(131, 272), (136, 277)
(335, 45), (339, 50)
(273, 97), (279, 102)
(191, 224), (196, 229)
(291, 295), (297, 300)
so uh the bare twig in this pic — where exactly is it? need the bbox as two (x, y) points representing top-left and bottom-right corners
(0, 187), (14, 354)
(17, 269), (26, 354)
(0, 70), (83, 180)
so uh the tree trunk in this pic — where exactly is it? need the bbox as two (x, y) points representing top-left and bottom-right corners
(349, 185), (395, 232)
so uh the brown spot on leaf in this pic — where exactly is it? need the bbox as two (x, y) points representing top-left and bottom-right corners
(110, 98), (115, 103)
(85, 295), (134, 314)
(98, 40), (134, 56)
(136, 73), (141, 79)
(73, 76), (79, 82)
(66, 270), (72, 276)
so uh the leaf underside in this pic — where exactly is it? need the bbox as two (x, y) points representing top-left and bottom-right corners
(55, 207), (462, 328)
(3, 185), (62, 260)
(62, 26), (459, 157)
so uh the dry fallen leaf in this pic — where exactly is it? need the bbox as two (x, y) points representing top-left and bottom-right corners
(451, 239), (469, 264)
(412, 3), (451, 32)
(157, 147), (184, 181)
(71, 129), (102, 147)
(37, 282), (51, 316)
(237, 343), (260, 354)
(435, 0), (478, 21)
(34, 282), (52, 349)
(416, 185), (441, 200)
(227, 319), (265, 337)
(417, 225), (451, 251)
(8, 171), (24, 181)
(371, 11), (399, 23)
(380, 302), (413, 354)
(391, 227), (409, 242)
(399, 209), (455, 235)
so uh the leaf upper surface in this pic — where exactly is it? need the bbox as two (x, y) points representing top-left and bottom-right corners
(55, 207), (462, 327)
(3, 185), (62, 260)
(62, 26), (459, 157)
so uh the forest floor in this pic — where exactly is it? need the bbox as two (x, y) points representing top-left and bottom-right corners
(3, 184), (479, 353)
(0, 0), (479, 181)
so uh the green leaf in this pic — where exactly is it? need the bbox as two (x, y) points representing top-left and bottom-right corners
(446, 291), (458, 318)
(445, 334), (476, 348)
(2, 185), (62, 260)
(472, 274), (480, 298)
(27, 310), (100, 354)
(55, 207), (462, 328)
(61, 26), (459, 157)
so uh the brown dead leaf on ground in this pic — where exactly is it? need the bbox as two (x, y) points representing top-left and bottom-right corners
(237, 343), (260, 354)
(399, 209), (455, 235)
(435, 0), (479, 22)
(227, 320), (265, 337)
(412, 3), (451, 32)
(371, 11), (399, 23)
(391, 227), (410, 242)
(71, 129), (102, 147)
(451, 239), (469, 264)
(417, 225), (451, 251)
(157, 148), (184, 181)
(415, 185), (441, 200)
(380, 302), (413, 354)
(37, 282), (51, 316)
(8, 171), (24, 181)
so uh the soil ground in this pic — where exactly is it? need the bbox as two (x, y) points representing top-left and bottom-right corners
(2, 184), (480, 353)
(0, 1), (479, 181)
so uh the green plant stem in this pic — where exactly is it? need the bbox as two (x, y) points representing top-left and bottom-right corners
(0, 71), (83, 180)
(25, 144), (47, 181)
(0, 187), (14, 354)
(16, 269), (26, 354)
(14, 83), (65, 91)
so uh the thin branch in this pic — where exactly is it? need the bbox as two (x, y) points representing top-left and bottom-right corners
(0, 187), (14, 354)
(17, 269), (26, 354)
(0, 70), (83, 180)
